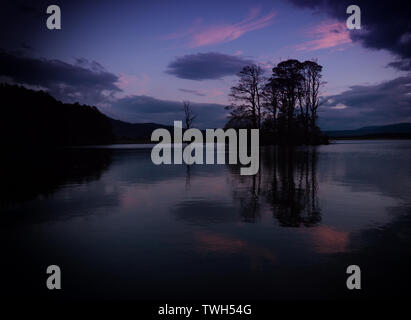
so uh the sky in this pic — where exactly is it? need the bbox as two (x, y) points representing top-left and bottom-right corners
(0, 0), (410, 129)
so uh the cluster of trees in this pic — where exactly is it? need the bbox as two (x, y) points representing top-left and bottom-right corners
(0, 83), (113, 146)
(225, 59), (328, 145)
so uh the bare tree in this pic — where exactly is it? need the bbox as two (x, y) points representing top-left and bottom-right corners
(226, 65), (265, 129)
(304, 61), (323, 130)
(183, 100), (196, 129)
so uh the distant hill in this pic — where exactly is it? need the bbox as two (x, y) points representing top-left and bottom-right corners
(0, 83), (113, 146)
(109, 119), (174, 143)
(0, 83), (175, 146)
(326, 123), (411, 139)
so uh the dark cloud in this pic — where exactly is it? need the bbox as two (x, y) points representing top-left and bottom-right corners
(74, 58), (107, 73)
(319, 75), (411, 130)
(0, 50), (121, 105)
(0, 1), (49, 52)
(387, 60), (411, 72)
(178, 88), (206, 97)
(289, 0), (411, 70)
(104, 95), (228, 128)
(166, 52), (254, 80)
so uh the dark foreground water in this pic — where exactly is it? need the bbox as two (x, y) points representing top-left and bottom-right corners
(1, 140), (411, 299)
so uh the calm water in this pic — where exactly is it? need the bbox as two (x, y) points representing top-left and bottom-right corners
(1, 140), (411, 299)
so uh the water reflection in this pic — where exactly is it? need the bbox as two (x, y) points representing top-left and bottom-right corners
(185, 164), (192, 190)
(1, 141), (411, 299)
(0, 148), (112, 207)
(266, 147), (321, 227)
(228, 147), (321, 227)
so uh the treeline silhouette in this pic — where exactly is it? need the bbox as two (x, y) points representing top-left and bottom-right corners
(226, 59), (329, 145)
(0, 83), (113, 146)
(0, 83), (188, 145)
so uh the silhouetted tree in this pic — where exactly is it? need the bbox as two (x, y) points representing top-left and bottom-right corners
(226, 65), (265, 129)
(262, 77), (281, 139)
(225, 59), (327, 145)
(270, 59), (305, 140)
(183, 100), (196, 129)
(303, 60), (323, 132)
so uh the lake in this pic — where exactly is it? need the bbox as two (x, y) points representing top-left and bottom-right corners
(1, 140), (411, 299)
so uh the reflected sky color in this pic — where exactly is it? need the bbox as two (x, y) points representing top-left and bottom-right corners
(1, 140), (411, 299)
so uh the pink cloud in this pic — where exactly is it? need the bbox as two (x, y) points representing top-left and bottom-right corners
(208, 88), (224, 97)
(164, 7), (276, 48)
(115, 73), (150, 95)
(296, 20), (352, 51)
(164, 18), (203, 41)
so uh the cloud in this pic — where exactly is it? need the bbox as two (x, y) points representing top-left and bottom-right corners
(319, 75), (411, 129)
(74, 57), (107, 73)
(387, 60), (411, 72)
(289, 0), (411, 70)
(329, 103), (348, 110)
(115, 73), (150, 95)
(104, 95), (228, 128)
(166, 52), (254, 80)
(296, 20), (351, 51)
(0, 50), (121, 105)
(0, 50), (228, 127)
(178, 88), (206, 97)
(164, 7), (275, 48)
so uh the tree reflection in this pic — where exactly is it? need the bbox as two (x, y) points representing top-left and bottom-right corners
(266, 147), (320, 227)
(0, 148), (112, 206)
(229, 146), (321, 227)
(230, 168), (262, 223)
